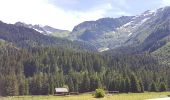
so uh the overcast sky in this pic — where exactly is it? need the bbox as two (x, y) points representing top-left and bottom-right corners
(0, 0), (170, 31)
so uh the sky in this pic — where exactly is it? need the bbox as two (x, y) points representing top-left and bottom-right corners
(0, 0), (170, 31)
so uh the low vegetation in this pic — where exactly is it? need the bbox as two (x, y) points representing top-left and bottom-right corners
(94, 88), (105, 98)
(0, 92), (170, 100)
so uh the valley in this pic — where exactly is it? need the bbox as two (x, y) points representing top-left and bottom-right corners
(0, 4), (170, 100)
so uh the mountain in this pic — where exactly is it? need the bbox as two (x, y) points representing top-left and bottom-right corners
(68, 6), (170, 52)
(2, 6), (170, 53)
(0, 21), (96, 51)
(126, 7), (170, 52)
(15, 22), (70, 38)
(69, 16), (134, 50)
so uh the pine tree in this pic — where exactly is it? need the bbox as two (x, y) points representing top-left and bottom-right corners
(49, 76), (54, 95)
(120, 79), (126, 92)
(74, 83), (79, 92)
(25, 79), (29, 95)
(149, 82), (157, 92)
(125, 77), (131, 93)
(68, 77), (74, 92)
(159, 82), (167, 92)
(4, 75), (19, 96)
(130, 74), (141, 93)
(139, 80), (144, 93)
(19, 80), (26, 95)
(90, 75), (102, 91)
(80, 73), (90, 93)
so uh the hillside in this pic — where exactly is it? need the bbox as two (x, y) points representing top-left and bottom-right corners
(152, 42), (170, 65)
(0, 21), (96, 51)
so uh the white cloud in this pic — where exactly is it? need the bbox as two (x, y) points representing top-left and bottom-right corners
(0, 0), (113, 31)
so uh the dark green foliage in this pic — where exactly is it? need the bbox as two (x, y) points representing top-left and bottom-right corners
(67, 77), (74, 92)
(130, 74), (141, 93)
(159, 82), (167, 92)
(80, 73), (91, 93)
(94, 88), (105, 98)
(139, 80), (144, 93)
(90, 75), (102, 91)
(3, 75), (19, 96)
(125, 77), (131, 93)
(19, 79), (29, 95)
(0, 45), (170, 96)
(149, 82), (158, 92)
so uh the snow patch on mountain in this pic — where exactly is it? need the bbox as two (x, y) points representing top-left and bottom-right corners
(123, 21), (133, 27)
(128, 33), (132, 36)
(141, 17), (150, 24)
(143, 10), (155, 16)
(33, 28), (44, 33)
(98, 47), (109, 52)
(15, 22), (70, 37)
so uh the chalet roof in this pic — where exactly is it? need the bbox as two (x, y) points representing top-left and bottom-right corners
(55, 88), (69, 93)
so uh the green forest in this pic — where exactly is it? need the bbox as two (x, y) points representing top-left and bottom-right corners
(0, 44), (170, 96)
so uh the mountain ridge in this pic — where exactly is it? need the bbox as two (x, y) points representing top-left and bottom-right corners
(15, 22), (70, 38)
(67, 6), (170, 52)
(1, 6), (170, 53)
(0, 21), (96, 51)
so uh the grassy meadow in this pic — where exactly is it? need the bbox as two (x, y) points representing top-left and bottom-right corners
(0, 92), (170, 100)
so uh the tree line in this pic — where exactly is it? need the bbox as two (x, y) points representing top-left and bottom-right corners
(0, 45), (170, 96)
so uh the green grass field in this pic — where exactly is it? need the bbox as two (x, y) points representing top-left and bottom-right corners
(0, 92), (170, 100)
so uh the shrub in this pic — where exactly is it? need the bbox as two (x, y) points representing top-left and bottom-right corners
(94, 88), (105, 98)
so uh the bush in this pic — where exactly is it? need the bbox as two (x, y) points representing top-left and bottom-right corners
(94, 88), (105, 98)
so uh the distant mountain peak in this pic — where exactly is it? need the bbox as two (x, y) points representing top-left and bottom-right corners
(14, 22), (70, 37)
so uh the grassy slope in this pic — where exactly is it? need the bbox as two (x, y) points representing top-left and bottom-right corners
(50, 31), (70, 38)
(1, 92), (170, 100)
(0, 39), (6, 46)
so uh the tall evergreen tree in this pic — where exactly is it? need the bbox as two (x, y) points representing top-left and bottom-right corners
(130, 74), (141, 93)
(139, 80), (144, 93)
(68, 77), (74, 92)
(159, 82), (167, 92)
(80, 73), (90, 92)
(125, 77), (131, 93)
(4, 75), (19, 96)
(149, 82), (157, 92)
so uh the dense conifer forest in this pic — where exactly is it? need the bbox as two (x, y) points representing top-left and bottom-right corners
(0, 44), (170, 96)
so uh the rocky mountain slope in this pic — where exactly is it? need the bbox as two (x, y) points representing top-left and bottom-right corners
(68, 6), (170, 52)
(69, 16), (134, 50)
(15, 22), (70, 38)
(127, 7), (170, 52)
